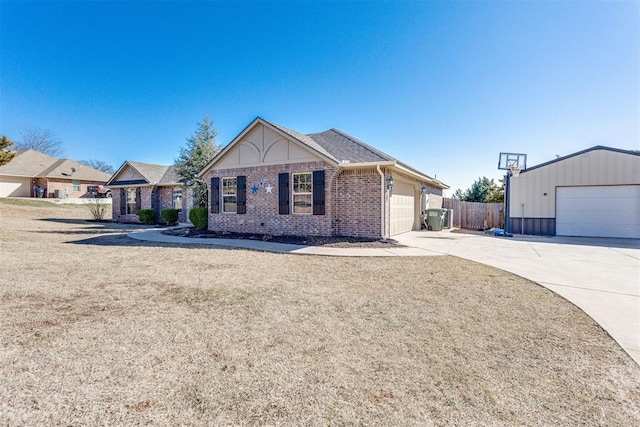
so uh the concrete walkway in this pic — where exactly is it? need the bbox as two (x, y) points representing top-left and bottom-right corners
(128, 228), (640, 365)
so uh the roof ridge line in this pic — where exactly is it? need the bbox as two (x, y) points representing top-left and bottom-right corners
(523, 145), (640, 173)
(324, 128), (394, 162)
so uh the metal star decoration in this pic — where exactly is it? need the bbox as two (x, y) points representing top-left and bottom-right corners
(265, 184), (273, 194)
(251, 185), (259, 194)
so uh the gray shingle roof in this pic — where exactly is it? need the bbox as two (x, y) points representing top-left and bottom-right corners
(120, 161), (182, 186)
(158, 165), (182, 185)
(308, 129), (391, 163)
(260, 118), (447, 187)
(40, 158), (111, 182)
(267, 121), (338, 162)
(265, 120), (394, 163)
(200, 117), (448, 189)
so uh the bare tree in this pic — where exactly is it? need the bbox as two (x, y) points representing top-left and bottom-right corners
(16, 126), (64, 157)
(79, 159), (115, 175)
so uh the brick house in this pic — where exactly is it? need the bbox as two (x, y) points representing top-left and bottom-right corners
(107, 161), (189, 223)
(0, 149), (111, 198)
(198, 117), (448, 239)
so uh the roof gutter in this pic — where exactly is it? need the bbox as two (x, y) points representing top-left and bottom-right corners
(340, 160), (449, 190)
(340, 160), (395, 169)
(394, 163), (449, 189)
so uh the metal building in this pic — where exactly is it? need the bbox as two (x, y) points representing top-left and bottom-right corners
(508, 146), (639, 238)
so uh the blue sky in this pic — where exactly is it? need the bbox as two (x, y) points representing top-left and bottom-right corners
(1, 0), (638, 194)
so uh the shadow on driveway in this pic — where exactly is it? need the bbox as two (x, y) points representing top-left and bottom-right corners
(513, 235), (640, 250)
(425, 229), (639, 250)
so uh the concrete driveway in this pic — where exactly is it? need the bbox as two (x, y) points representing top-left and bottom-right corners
(395, 230), (640, 365)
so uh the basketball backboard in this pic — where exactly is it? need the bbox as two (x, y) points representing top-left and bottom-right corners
(498, 152), (527, 171)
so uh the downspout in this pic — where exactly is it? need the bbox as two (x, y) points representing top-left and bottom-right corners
(335, 171), (339, 236)
(376, 164), (386, 240)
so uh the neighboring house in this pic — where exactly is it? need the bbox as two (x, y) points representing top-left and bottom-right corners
(198, 117), (448, 239)
(107, 161), (188, 223)
(0, 149), (111, 198)
(508, 146), (640, 238)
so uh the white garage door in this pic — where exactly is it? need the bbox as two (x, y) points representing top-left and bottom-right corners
(0, 176), (30, 197)
(556, 185), (640, 238)
(390, 180), (416, 236)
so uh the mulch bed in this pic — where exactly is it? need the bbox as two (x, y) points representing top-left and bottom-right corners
(161, 227), (402, 248)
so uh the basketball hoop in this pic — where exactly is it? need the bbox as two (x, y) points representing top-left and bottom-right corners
(509, 164), (522, 177)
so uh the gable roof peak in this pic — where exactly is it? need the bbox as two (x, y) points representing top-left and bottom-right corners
(108, 160), (182, 186)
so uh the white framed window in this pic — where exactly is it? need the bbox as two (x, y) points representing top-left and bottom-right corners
(173, 187), (182, 210)
(222, 177), (237, 213)
(126, 188), (137, 215)
(292, 172), (312, 214)
(72, 180), (80, 191)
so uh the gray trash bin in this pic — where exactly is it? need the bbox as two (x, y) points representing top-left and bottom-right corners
(425, 208), (446, 231)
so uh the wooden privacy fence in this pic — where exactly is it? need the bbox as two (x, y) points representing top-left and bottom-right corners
(442, 198), (504, 230)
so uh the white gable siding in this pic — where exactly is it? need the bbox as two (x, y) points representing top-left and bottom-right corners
(111, 165), (146, 184)
(215, 124), (322, 169)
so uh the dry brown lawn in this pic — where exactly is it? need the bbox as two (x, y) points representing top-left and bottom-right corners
(1, 199), (639, 426)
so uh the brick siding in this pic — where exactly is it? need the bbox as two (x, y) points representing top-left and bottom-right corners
(204, 161), (339, 237)
(203, 164), (444, 239)
(112, 185), (187, 223)
(34, 178), (107, 199)
(109, 165), (443, 236)
(334, 169), (382, 238)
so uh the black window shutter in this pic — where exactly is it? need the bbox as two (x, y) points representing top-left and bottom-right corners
(211, 177), (220, 214)
(135, 187), (141, 213)
(120, 188), (126, 215)
(312, 170), (325, 215)
(237, 175), (247, 214)
(278, 173), (289, 215)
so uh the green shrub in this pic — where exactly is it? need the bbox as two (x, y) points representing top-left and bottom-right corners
(138, 209), (157, 225)
(161, 208), (179, 225)
(189, 207), (208, 229)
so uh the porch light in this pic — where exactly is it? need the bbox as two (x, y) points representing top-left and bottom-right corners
(386, 176), (394, 190)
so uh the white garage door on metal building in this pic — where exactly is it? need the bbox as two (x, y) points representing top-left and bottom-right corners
(556, 185), (640, 238)
(0, 176), (30, 197)
(389, 180), (416, 236)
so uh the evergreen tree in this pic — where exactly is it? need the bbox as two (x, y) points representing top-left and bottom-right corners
(175, 116), (221, 207)
(455, 177), (503, 203)
(0, 135), (16, 166)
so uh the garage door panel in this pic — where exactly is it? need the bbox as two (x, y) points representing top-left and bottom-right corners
(0, 176), (30, 197)
(556, 185), (639, 238)
(390, 181), (416, 236)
